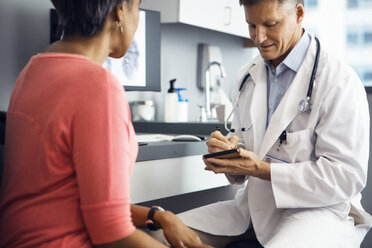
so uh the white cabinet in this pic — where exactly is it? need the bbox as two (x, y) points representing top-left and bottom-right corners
(141, 0), (250, 38)
(130, 155), (229, 203)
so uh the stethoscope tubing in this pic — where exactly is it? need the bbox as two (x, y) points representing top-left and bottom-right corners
(307, 37), (321, 99)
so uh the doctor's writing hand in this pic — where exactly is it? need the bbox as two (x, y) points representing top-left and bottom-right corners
(206, 131), (238, 154)
(156, 211), (214, 248)
(203, 148), (271, 181)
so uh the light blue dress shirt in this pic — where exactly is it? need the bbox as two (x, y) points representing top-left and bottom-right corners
(264, 31), (311, 127)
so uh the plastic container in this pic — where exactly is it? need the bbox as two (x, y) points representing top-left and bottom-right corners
(175, 88), (188, 122)
(164, 79), (189, 122)
(130, 100), (155, 121)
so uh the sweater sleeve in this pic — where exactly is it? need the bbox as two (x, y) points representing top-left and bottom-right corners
(71, 70), (137, 245)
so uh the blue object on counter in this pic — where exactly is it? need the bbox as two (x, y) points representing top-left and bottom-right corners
(176, 88), (188, 102)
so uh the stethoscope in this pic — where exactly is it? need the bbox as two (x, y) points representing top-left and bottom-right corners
(224, 37), (321, 140)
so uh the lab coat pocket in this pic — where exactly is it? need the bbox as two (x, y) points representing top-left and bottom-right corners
(241, 126), (254, 151)
(281, 128), (313, 163)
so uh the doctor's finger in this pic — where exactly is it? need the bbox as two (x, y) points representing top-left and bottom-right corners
(206, 157), (237, 167)
(203, 158), (238, 174)
(238, 148), (258, 161)
(210, 131), (230, 143)
(205, 163), (238, 175)
(228, 136), (239, 149)
(207, 146), (225, 154)
(203, 158), (223, 173)
(206, 138), (232, 151)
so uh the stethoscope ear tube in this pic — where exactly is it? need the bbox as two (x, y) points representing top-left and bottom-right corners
(307, 37), (321, 99)
(225, 73), (251, 133)
(239, 73), (251, 92)
(224, 90), (242, 133)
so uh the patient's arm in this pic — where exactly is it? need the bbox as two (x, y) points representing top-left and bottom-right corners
(93, 229), (167, 248)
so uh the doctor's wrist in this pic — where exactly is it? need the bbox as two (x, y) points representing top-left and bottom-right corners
(256, 160), (271, 181)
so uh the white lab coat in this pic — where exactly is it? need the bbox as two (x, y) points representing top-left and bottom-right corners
(178, 35), (372, 246)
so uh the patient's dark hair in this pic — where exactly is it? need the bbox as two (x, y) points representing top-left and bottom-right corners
(239, 0), (304, 6)
(51, 0), (132, 37)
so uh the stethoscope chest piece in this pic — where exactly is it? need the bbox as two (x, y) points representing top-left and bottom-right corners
(298, 96), (312, 113)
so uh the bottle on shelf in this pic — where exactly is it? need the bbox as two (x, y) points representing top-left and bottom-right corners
(165, 79), (178, 122)
(164, 79), (189, 122)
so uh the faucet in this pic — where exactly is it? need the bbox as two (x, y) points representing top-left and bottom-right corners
(204, 61), (227, 120)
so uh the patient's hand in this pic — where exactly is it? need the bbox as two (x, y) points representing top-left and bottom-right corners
(155, 211), (214, 248)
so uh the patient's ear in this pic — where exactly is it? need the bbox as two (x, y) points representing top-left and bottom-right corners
(112, 3), (125, 23)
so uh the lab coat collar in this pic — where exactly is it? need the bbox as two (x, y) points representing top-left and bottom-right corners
(247, 57), (268, 154)
(257, 34), (318, 159)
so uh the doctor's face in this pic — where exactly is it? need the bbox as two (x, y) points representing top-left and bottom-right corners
(244, 1), (304, 67)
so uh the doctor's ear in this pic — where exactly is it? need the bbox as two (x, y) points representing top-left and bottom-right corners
(295, 4), (305, 23)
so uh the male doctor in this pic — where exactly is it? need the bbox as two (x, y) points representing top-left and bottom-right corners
(156, 0), (372, 247)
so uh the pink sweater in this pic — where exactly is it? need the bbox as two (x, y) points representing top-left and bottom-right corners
(0, 53), (137, 247)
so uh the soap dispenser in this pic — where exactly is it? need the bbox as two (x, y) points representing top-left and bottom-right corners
(165, 79), (178, 122)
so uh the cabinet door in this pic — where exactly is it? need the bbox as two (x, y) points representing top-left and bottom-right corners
(178, 0), (226, 31)
(141, 0), (250, 38)
(226, 0), (250, 38)
(179, 0), (249, 38)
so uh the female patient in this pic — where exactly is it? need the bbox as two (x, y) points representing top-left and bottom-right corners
(0, 0), (212, 247)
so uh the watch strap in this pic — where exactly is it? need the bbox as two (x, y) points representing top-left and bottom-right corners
(146, 206), (164, 231)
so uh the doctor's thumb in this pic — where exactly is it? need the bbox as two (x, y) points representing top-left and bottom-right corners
(238, 148), (256, 159)
(228, 136), (239, 149)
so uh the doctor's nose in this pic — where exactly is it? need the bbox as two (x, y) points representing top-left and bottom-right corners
(254, 27), (267, 45)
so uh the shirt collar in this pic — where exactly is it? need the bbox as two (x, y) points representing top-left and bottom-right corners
(264, 30), (311, 74)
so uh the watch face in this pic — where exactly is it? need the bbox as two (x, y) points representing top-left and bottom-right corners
(154, 206), (165, 211)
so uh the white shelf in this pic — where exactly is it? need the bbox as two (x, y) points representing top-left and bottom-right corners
(141, 0), (250, 38)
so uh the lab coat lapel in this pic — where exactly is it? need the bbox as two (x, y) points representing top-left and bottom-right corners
(248, 58), (267, 154)
(258, 37), (317, 159)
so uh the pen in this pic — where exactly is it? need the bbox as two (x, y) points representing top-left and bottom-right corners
(215, 126), (233, 149)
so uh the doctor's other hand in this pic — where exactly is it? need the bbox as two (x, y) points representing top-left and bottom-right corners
(206, 130), (238, 153)
(203, 148), (271, 181)
(156, 211), (214, 248)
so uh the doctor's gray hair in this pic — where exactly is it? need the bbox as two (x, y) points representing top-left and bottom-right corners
(239, 0), (304, 8)
(51, 0), (132, 37)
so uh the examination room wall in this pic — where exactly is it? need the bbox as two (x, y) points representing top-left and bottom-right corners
(0, 0), (256, 122)
(124, 23), (256, 121)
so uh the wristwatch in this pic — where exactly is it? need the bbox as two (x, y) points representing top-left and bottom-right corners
(145, 206), (165, 231)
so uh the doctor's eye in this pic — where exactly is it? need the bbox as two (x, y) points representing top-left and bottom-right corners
(248, 24), (256, 29)
(264, 22), (278, 28)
